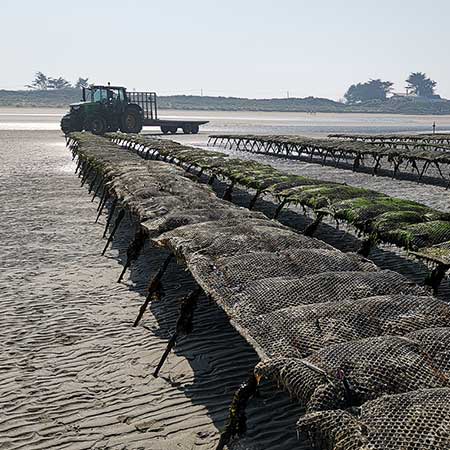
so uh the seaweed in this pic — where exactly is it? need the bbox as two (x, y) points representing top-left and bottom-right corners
(383, 221), (450, 250)
(105, 133), (450, 258)
(330, 197), (435, 233)
(284, 184), (377, 211)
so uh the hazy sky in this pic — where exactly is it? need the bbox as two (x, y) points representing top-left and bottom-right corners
(2, 0), (449, 99)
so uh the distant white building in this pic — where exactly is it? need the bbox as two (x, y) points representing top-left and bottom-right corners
(390, 88), (418, 98)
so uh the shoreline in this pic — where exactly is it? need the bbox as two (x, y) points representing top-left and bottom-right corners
(2, 107), (450, 136)
(2, 105), (450, 120)
(3, 102), (450, 116)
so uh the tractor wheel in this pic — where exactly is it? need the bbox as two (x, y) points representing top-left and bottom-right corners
(191, 124), (199, 134)
(60, 115), (73, 134)
(89, 117), (107, 135)
(168, 126), (178, 134)
(182, 124), (192, 134)
(60, 114), (83, 134)
(120, 107), (143, 134)
(161, 126), (170, 134)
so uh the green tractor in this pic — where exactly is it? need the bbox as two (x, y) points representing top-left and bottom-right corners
(60, 84), (144, 135)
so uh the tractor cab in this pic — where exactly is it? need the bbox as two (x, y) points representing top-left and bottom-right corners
(82, 85), (127, 105)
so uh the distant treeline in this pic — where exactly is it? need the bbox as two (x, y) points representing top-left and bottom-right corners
(158, 95), (450, 115)
(2, 88), (450, 115)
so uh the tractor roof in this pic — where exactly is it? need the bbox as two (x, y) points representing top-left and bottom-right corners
(88, 85), (126, 90)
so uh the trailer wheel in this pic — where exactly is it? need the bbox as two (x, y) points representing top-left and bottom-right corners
(191, 124), (199, 134)
(182, 124), (192, 134)
(161, 126), (170, 134)
(168, 126), (178, 134)
(89, 116), (107, 135)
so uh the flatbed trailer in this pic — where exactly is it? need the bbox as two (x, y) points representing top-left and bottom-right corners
(61, 85), (209, 135)
(128, 92), (208, 134)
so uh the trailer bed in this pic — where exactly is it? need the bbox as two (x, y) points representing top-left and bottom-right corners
(142, 118), (208, 134)
(143, 119), (208, 126)
(128, 91), (208, 134)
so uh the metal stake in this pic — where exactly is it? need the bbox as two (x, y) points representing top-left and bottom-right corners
(102, 209), (125, 255)
(102, 198), (117, 238)
(133, 254), (173, 327)
(117, 228), (148, 283)
(153, 287), (201, 377)
(215, 373), (258, 450)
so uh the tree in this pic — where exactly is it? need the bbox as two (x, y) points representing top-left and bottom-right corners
(26, 72), (72, 90)
(344, 79), (393, 104)
(406, 72), (437, 98)
(75, 77), (89, 88)
(26, 72), (50, 90)
(47, 77), (72, 89)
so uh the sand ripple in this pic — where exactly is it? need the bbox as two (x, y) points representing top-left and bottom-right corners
(0, 131), (308, 449)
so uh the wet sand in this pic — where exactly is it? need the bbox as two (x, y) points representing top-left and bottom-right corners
(1, 110), (449, 449)
(2, 106), (450, 135)
(0, 130), (306, 450)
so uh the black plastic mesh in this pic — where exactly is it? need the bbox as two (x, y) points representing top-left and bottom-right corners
(297, 388), (450, 450)
(407, 327), (450, 375)
(240, 295), (450, 359)
(185, 249), (377, 314)
(255, 333), (450, 413)
(70, 134), (226, 224)
(231, 270), (425, 317)
(142, 207), (266, 237)
(154, 219), (334, 261)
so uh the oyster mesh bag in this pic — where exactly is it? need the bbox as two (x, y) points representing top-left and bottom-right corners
(239, 295), (450, 359)
(231, 270), (424, 317)
(255, 332), (450, 413)
(297, 388), (450, 450)
(154, 219), (334, 261)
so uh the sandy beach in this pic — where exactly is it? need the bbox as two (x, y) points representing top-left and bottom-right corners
(1, 110), (449, 449)
(0, 128), (308, 450)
